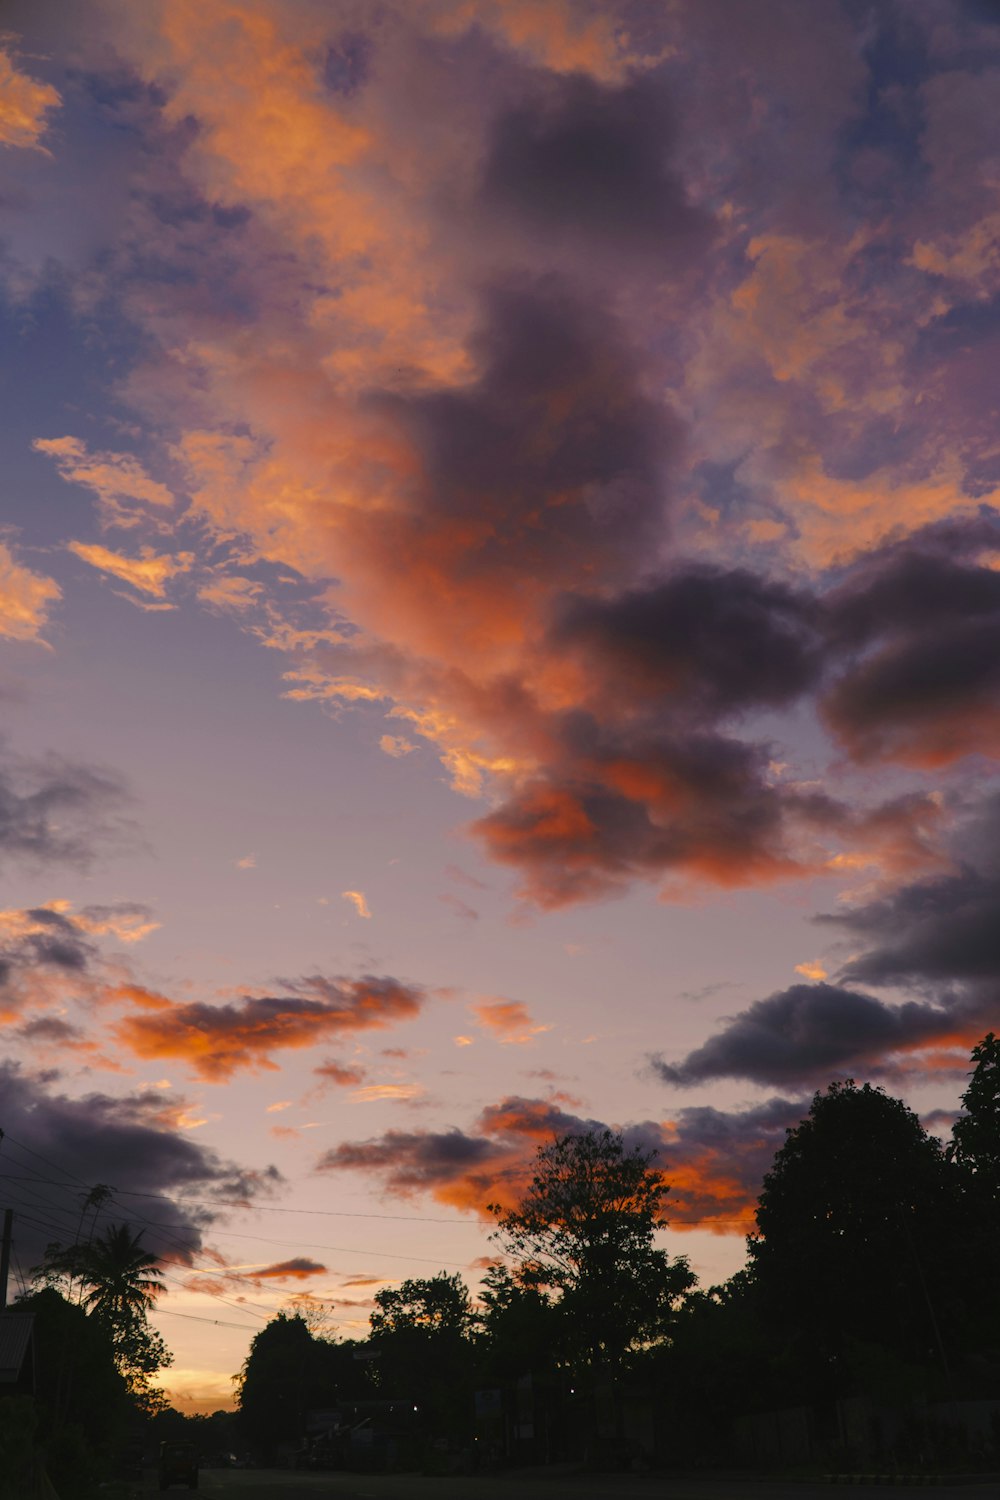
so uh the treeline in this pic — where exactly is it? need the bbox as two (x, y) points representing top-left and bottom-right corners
(237, 1033), (1000, 1472)
(0, 1224), (173, 1498)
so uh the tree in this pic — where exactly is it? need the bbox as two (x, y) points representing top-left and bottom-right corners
(748, 1081), (957, 1392)
(489, 1129), (695, 1371)
(12, 1286), (132, 1495)
(236, 1312), (368, 1460)
(949, 1032), (1000, 1195)
(946, 1034), (1000, 1379)
(37, 1222), (172, 1410)
(370, 1271), (475, 1341)
(477, 1262), (559, 1381)
(368, 1273), (478, 1439)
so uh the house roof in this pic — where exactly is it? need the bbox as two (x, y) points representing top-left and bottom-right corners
(0, 1314), (34, 1383)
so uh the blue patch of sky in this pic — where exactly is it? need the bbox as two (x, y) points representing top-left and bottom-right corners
(834, 10), (929, 217)
(323, 33), (372, 97)
(0, 292), (149, 551)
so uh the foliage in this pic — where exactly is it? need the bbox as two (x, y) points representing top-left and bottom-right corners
(37, 1223), (172, 1411)
(370, 1271), (475, 1340)
(368, 1272), (478, 1438)
(0, 1395), (37, 1500)
(12, 1286), (132, 1497)
(477, 1262), (560, 1380)
(489, 1129), (695, 1370)
(748, 1080), (956, 1391)
(949, 1032), (1000, 1192)
(236, 1312), (369, 1458)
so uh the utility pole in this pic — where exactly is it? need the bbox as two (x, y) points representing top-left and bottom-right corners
(0, 1207), (13, 1307)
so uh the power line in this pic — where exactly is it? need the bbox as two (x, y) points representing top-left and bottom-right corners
(152, 1307), (262, 1332)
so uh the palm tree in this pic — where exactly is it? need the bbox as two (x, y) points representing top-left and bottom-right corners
(78, 1223), (166, 1327)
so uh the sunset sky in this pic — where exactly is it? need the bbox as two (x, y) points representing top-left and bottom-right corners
(1, 0), (998, 1413)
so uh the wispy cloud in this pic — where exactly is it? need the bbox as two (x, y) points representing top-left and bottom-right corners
(0, 543), (60, 644)
(68, 541), (193, 599)
(342, 889), (371, 919)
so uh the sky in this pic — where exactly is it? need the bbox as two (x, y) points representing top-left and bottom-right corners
(0, 0), (998, 1414)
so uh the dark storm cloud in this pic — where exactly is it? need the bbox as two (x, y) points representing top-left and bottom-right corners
(0, 744), (131, 870)
(821, 514), (1000, 765)
(472, 728), (839, 907)
(550, 566), (823, 720)
(482, 68), (714, 261)
(654, 790), (1000, 1095)
(317, 1127), (506, 1191)
(254, 1257), (326, 1279)
(825, 793), (1000, 988)
(651, 982), (968, 1089)
(0, 1061), (282, 1271)
(377, 275), (682, 587)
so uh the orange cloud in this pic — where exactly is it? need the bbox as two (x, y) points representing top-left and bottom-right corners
(342, 890), (371, 919)
(0, 51), (60, 152)
(0, 543), (61, 644)
(67, 541), (193, 598)
(318, 1090), (796, 1233)
(113, 977), (423, 1080)
(34, 436), (175, 528)
(472, 998), (552, 1045)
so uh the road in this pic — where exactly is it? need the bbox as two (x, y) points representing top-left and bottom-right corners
(145, 1468), (1000, 1500)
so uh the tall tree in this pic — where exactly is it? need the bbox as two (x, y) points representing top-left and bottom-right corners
(949, 1032), (1000, 1196)
(947, 1034), (1000, 1379)
(748, 1081), (956, 1392)
(37, 1222), (172, 1410)
(237, 1312), (368, 1459)
(489, 1129), (695, 1371)
(368, 1272), (477, 1438)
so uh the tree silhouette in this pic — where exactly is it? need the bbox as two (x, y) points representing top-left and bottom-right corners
(748, 1081), (956, 1392)
(37, 1222), (172, 1409)
(949, 1032), (1000, 1194)
(490, 1129), (694, 1370)
(369, 1272), (477, 1438)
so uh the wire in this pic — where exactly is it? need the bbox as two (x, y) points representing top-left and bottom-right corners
(114, 1186), (480, 1226)
(151, 1308), (262, 1332)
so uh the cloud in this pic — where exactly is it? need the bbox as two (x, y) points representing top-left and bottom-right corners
(235, 853), (257, 870)
(549, 565), (823, 723)
(653, 789), (1000, 1092)
(0, 50), (60, 152)
(821, 518), (1000, 766)
(67, 541), (193, 599)
(439, 894), (479, 921)
(0, 745), (130, 872)
(113, 974), (424, 1080)
(350, 1082), (423, 1103)
(472, 998), (552, 1045)
(470, 736), (838, 908)
(824, 791), (1000, 993)
(196, 575), (263, 613)
(319, 1089), (808, 1232)
(0, 1060), (281, 1268)
(254, 1258), (326, 1279)
(0, 544), (61, 644)
(341, 889), (371, 919)
(34, 436), (175, 529)
(74, 902), (160, 944)
(481, 66), (715, 263)
(19, 0), (1000, 915)
(379, 734), (416, 757)
(651, 982), (979, 1090)
(313, 1058), (367, 1088)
